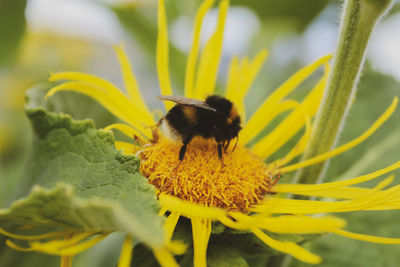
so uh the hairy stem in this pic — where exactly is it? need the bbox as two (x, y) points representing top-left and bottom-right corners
(294, 0), (394, 185)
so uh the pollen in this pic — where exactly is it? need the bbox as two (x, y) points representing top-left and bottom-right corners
(139, 136), (279, 212)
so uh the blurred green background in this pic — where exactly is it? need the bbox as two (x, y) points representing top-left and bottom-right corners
(0, 0), (400, 266)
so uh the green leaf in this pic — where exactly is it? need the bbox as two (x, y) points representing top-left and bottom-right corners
(0, 85), (164, 248)
(217, 229), (322, 261)
(0, 0), (27, 65)
(130, 244), (160, 267)
(0, 245), (59, 267)
(25, 83), (117, 129)
(207, 244), (249, 267)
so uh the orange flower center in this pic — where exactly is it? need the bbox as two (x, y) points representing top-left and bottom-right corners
(139, 136), (279, 212)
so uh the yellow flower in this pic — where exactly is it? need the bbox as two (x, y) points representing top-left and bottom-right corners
(17, 0), (400, 266)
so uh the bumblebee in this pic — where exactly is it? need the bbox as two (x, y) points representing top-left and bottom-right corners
(158, 95), (242, 162)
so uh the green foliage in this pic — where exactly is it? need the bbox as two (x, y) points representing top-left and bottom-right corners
(0, 0), (26, 65)
(0, 85), (165, 250)
(231, 0), (329, 31)
(25, 83), (117, 129)
(207, 244), (249, 267)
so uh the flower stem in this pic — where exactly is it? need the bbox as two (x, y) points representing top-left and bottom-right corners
(294, 0), (394, 185)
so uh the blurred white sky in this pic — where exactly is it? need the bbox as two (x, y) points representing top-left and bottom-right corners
(25, 0), (400, 82)
(26, 0), (125, 42)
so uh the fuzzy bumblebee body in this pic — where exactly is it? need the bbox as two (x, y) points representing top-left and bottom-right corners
(159, 95), (242, 161)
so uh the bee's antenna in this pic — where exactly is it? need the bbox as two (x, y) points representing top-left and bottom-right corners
(232, 136), (239, 152)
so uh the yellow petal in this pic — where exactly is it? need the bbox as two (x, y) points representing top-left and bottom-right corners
(118, 235), (134, 267)
(251, 77), (325, 159)
(153, 247), (179, 267)
(253, 180), (400, 214)
(240, 99), (302, 145)
(276, 161), (400, 192)
(61, 256), (73, 267)
(230, 213), (346, 234)
(193, 0), (229, 99)
(115, 141), (141, 155)
(242, 55), (331, 144)
(167, 240), (187, 255)
(48, 72), (155, 125)
(30, 234), (107, 256)
(0, 227), (70, 241)
(251, 227), (321, 264)
(6, 240), (34, 252)
(270, 112), (312, 167)
(103, 123), (147, 144)
(164, 212), (180, 241)
(191, 218), (212, 267)
(275, 175), (395, 199)
(113, 44), (150, 114)
(159, 193), (226, 220)
(226, 50), (268, 121)
(281, 97), (398, 173)
(157, 0), (174, 110)
(184, 0), (216, 98)
(226, 56), (239, 100)
(46, 81), (151, 139)
(333, 229), (400, 244)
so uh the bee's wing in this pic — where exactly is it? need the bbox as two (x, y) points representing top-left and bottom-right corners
(158, 95), (216, 112)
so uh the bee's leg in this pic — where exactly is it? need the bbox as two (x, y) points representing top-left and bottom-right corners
(148, 118), (163, 143)
(217, 143), (223, 159)
(232, 136), (239, 152)
(175, 134), (195, 170)
(173, 144), (187, 170)
(179, 143), (188, 161)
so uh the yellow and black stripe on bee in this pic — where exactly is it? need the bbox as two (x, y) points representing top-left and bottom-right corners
(158, 95), (242, 162)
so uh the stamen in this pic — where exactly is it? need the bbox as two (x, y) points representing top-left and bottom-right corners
(141, 136), (278, 211)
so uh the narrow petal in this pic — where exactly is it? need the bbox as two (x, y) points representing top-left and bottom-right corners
(230, 213), (346, 234)
(226, 56), (239, 99)
(157, 0), (174, 110)
(117, 235), (134, 267)
(46, 81), (151, 138)
(193, 0), (229, 99)
(153, 247), (179, 267)
(184, 0), (216, 98)
(251, 79), (325, 159)
(216, 214), (247, 230)
(276, 161), (400, 192)
(226, 50), (268, 121)
(30, 234), (108, 255)
(164, 212), (180, 241)
(6, 240), (34, 251)
(253, 182), (400, 214)
(61, 256), (73, 267)
(0, 227), (70, 240)
(281, 97), (398, 173)
(49, 72), (155, 125)
(159, 194), (225, 220)
(113, 44), (150, 114)
(275, 175), (395, 199)
(243, 55), (331, 144)
(115, 141), (141, 155)
(270, 112), (312, 167)
(251, 227), (321, 264)
(191, 218), (212, 267)
(240, 99), (302, 145)
(333, 229), (400, 244)
(103, 123), (147, 144)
